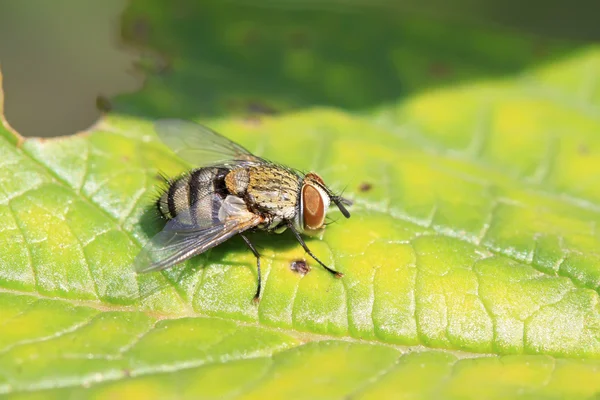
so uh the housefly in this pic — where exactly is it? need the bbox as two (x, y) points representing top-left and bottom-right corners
(134, 119), (351, 302)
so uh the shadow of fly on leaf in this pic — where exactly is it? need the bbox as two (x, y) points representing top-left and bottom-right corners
(133, 119), (352, 303)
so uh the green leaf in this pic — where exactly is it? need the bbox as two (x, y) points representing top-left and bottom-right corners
(2, 2), (600, 398)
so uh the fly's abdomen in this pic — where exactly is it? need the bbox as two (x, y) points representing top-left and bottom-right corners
(156, 167), (229, 226)
(156, 176), (187, 220)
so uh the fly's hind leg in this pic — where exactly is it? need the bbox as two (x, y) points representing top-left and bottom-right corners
(287, 222), (343, 278)
(240, 233), (262, 303)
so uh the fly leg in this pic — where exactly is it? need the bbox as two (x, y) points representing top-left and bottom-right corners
(240, 233), (262, 303)
(287, 222), (343, 278)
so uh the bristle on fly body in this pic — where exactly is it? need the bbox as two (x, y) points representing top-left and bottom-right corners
(152, 170), (175, 220)
(323, 215), (340, 227)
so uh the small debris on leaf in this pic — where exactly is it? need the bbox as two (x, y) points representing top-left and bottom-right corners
(290, 259), (310, 275)
(359, 182), (373, 192)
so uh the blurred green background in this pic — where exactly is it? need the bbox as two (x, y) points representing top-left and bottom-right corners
(0, 0), (598, 137)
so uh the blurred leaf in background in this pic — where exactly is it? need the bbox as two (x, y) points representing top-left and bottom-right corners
(0, 0), (141, 138)
(2, 0), (598, 137)
(117, 0), (577, 119)
(1, 0), (600, 399)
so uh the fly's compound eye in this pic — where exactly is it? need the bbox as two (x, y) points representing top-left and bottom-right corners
(302, 183), (328, 231)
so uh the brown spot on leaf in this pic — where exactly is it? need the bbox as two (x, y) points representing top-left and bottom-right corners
(243, 115), (262, 127)
(242, 101), (278, 126)
(428, 62), (452, 78)
(247, 102), (277, 116)
(96, 95), (112, 113)
(359, 182), (373, 192)
(122, 368), (131, 377)
(131, 17), (151, 44)
(243, 28), (261, 46)
(289, 30), (310, 49)
(290, 259), (310, 275)
(578, 144), (589, 155)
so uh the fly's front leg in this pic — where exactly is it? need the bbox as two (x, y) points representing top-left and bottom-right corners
(286, 222), (343, 278)
(240, 233), (262, 303)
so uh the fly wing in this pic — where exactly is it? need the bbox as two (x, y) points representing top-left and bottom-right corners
(154, 119), (264, 167)
(134, 199), (262, 273)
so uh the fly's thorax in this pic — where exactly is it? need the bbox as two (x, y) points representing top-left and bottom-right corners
(294, 172), (331, 234)
(156, 167), (228, 226)
(225, 168), (249, 196)
(245, 165), (301, 220)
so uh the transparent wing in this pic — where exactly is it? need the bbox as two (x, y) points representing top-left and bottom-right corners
(154, 119), (264, 167)
(134, 202), (262, 273)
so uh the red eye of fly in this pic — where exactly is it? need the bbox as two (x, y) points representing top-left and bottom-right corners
(302, 184), (325, 230)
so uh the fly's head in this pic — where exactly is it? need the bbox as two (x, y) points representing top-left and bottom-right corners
(294, 172), (352, 235)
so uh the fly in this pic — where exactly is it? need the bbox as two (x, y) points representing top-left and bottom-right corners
(134, 119), (351, 302)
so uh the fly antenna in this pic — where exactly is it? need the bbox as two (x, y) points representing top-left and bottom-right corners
(332, 196), (351, 218)
(317, 183), (351, 218)
(306, 173), (352, 219)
